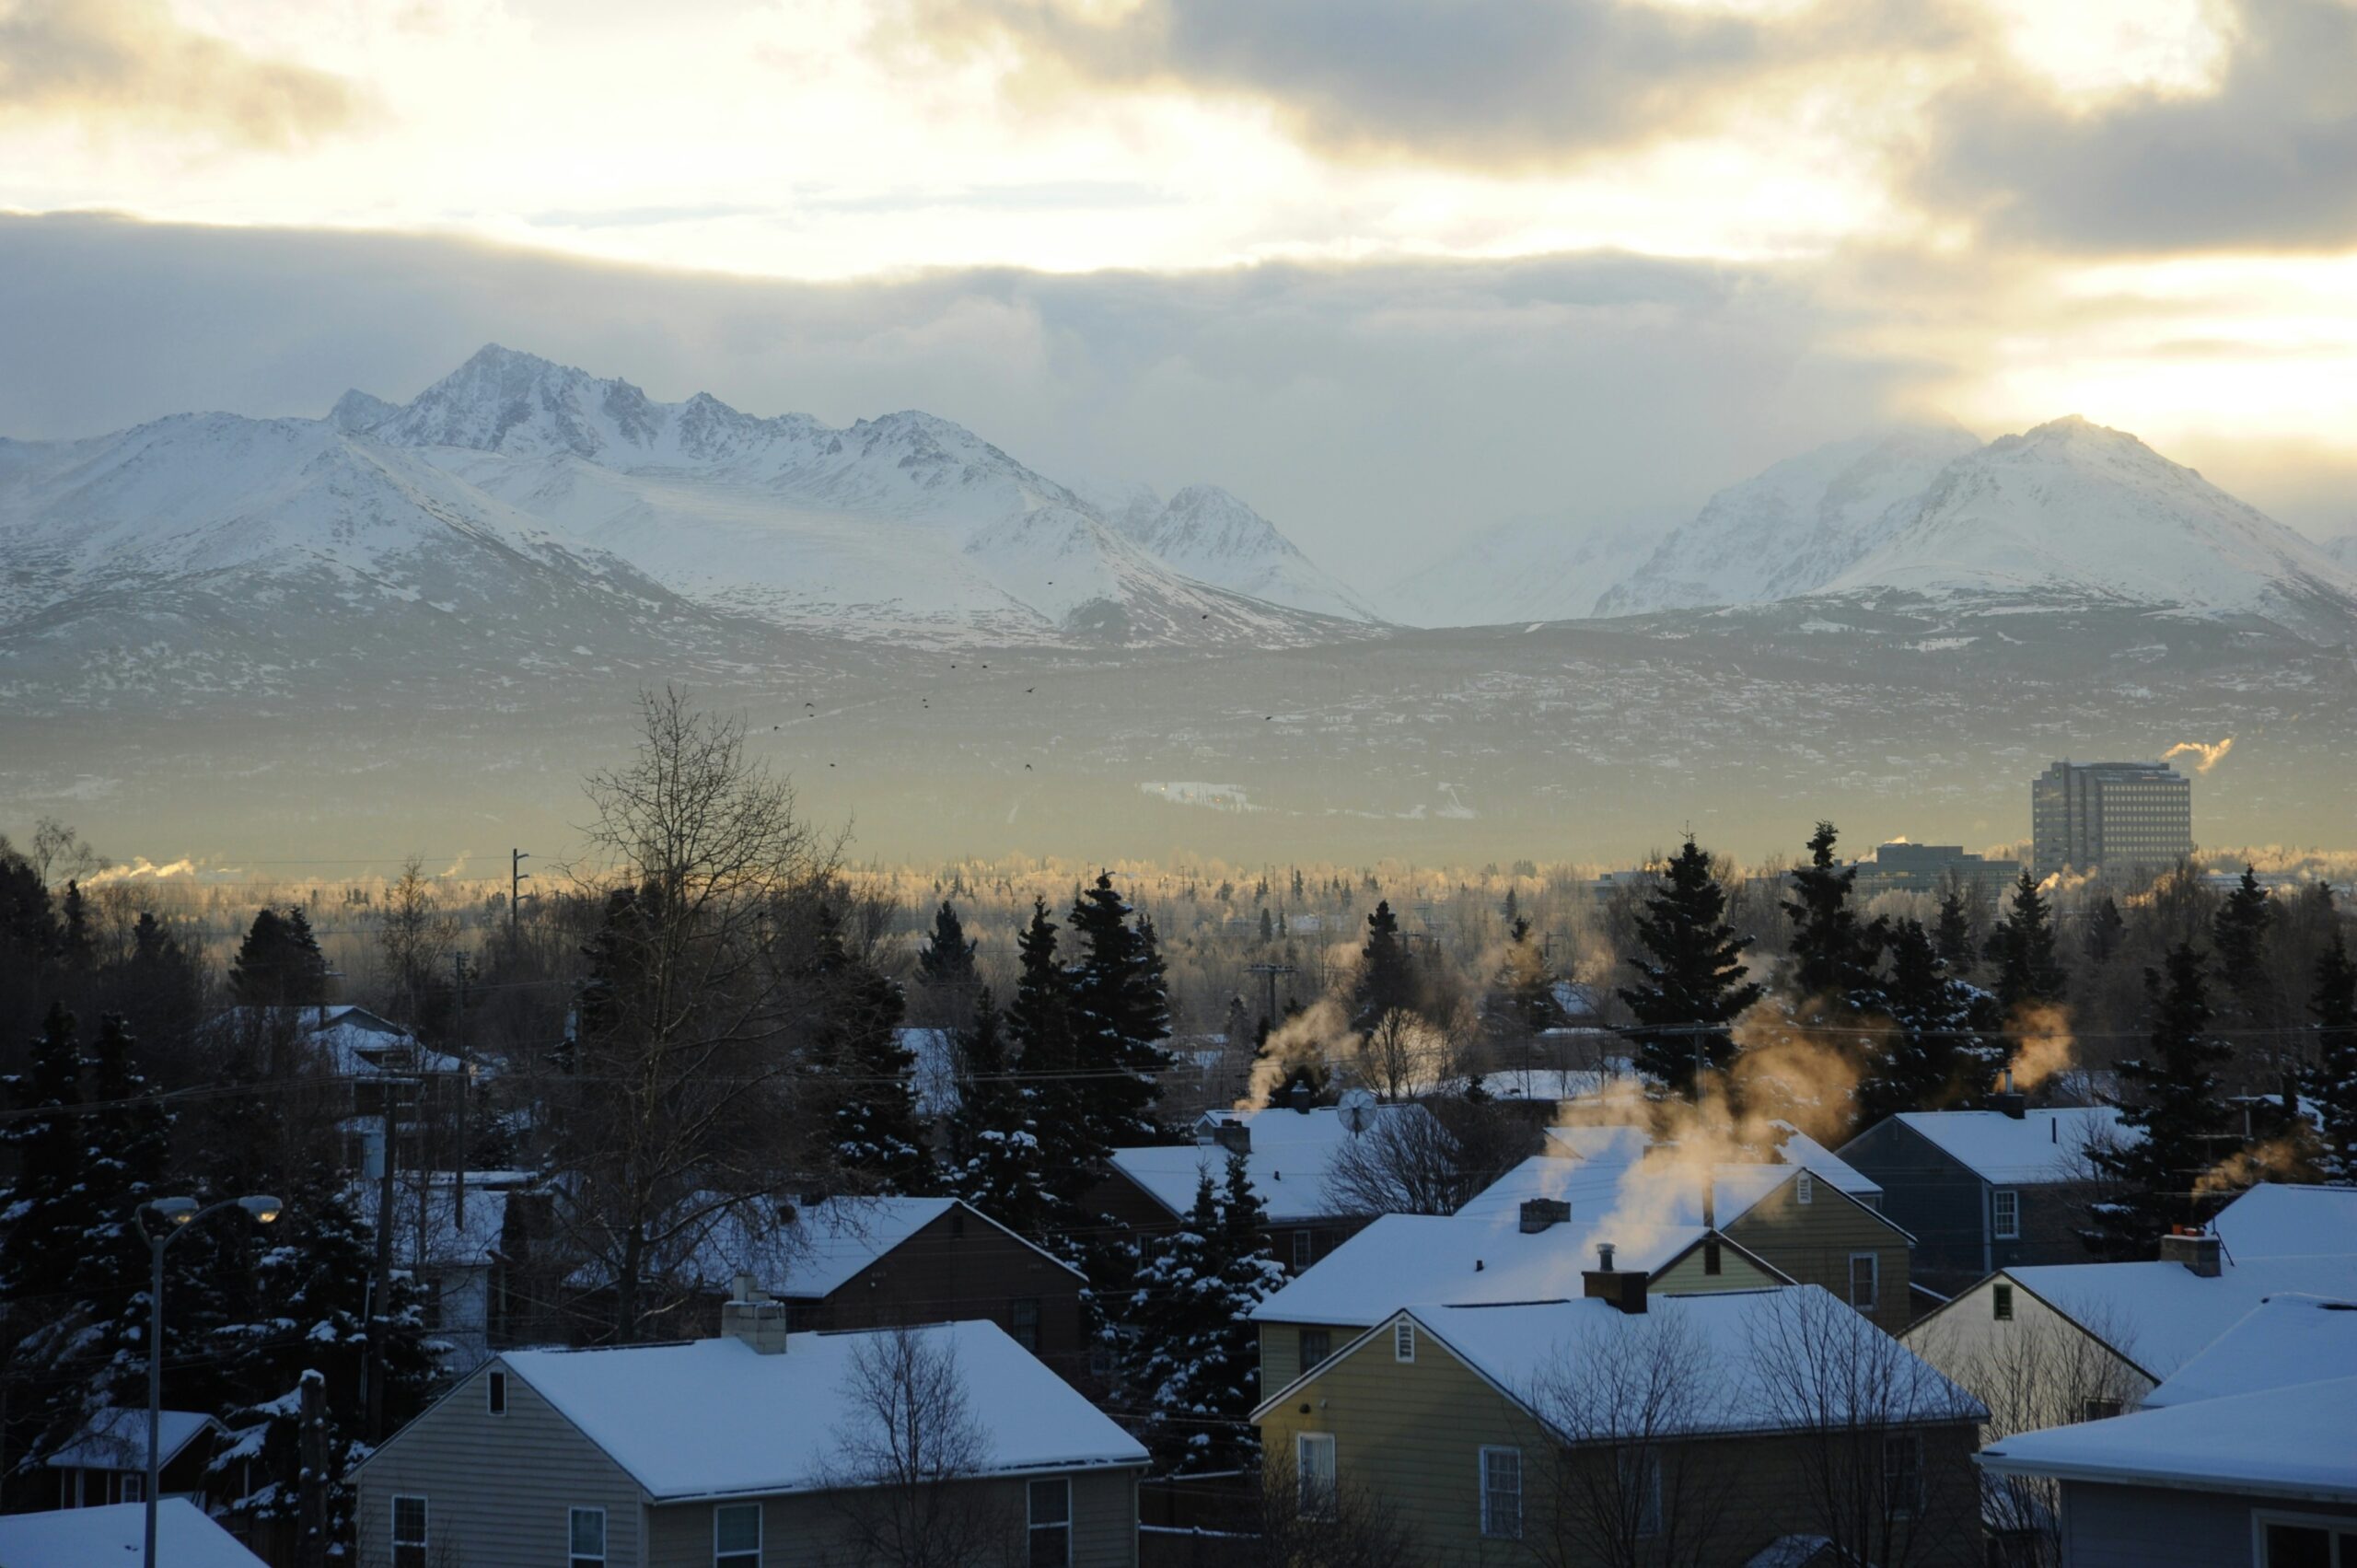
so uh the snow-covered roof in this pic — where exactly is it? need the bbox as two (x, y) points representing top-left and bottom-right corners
(1535, 1123), (1882, 1203)
(1249, 1194), (1736, 1329)
(1122, 1105), (1428, 1225)
(204, 1004), (467, 1078)
(1474, 1067), (1635, 1104)
(1744, 1537), (1842, 1568)
(2003, 1253), (2357, 1381)
(1881, 1107), (2133, 1183)
(2209, 1183), (2357, 1260)
(770, 1197), (1081, 1299)
(2142, 1295), (2357, 1410)
(1980, 1375), (2357, 1504)
(1261, 1288), (1982, 1436)
(1764, 1123), (1885, 1201)
(0, 1498), (266, 1568)
(499, 1322), (1145, 1499)
(1459, 1152), (1852, 1240)
(44, 1407), (218, 1471)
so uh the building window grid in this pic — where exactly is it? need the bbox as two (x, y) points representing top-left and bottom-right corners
(1297, 1433), (1337, 1519)
(1480, 1446), (1524, 1539)
(1849, 1251), (1879, 1312)
(570, 1506), (607, 1568)
(1028, 1477), (1072, 1567)
(1993, 1189), (2020, 1240)
(714, 1503), (761, 1568)
(1300, 1328), (1331, 1370)
(1010, 1296), (1041, 1353)
(1883, 1434), (1925, 1518)
(1620, 1447), (1664, 1538)
(1993, 1283), (2014, 1321)
(391, 1496), (427, 1568)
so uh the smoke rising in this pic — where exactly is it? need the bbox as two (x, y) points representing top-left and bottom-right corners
(82, 855), (195, 886)
(1237, 997), (1359, 1111)
(2005, 1004), (2076, 1092)
(2163, 737), (2235, 773)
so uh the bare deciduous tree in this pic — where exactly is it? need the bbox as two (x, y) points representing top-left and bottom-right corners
(1910, 1306), (2144, 1568)
(29, 816), (106, 887)
(1323, 1098), (1539, 1216)
(821, 1327), (1019, 1568)
(1524, 1311), (1729, 1568)
(1745, 1287), (1985, 1568)
(1357, 1008), (1442, 1101)
(552, 687), (844, 1341)
(1224, 1454), (1423, 1568)
(377, 854), (456, 1024)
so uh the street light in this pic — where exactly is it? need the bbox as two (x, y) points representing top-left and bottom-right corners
(135, 1194), (282, 1568)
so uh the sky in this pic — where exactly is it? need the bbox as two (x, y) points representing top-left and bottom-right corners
(3, 0), (2354, 564)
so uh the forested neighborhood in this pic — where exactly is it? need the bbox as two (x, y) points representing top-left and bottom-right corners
(3, 693), (2354, 1566)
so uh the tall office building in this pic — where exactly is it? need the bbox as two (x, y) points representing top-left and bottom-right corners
(2031, 761), (2193, 879)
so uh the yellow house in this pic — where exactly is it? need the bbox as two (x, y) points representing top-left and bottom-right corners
(1254, 1281), (1988, 1568)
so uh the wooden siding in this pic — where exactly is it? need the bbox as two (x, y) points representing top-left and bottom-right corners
(1259, 1321), (1362, 1397)
(1724, 1180), (1915, 1333)
(791, 1206), (1088, 1386)
(2060, 1482), (2357, 1568)
(642, 1467), (1141, 1568)
(354, 1360), (650, 1568)
(1256, 1316), (1984, 1568)
(1902, 1271), (2156, 1406)
(1651, 1241), (1781, 1297)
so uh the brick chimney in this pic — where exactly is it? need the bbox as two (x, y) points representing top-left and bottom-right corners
(1287, 1083), (1313, 1115)
(1582, 1242), (1647, 1314)
(1213, 1121), (1252, 1156)
(721, 1273), (789, 1353)
(1518, 1197), (1571, 1234)
(2159, 1228), (2222, 1278)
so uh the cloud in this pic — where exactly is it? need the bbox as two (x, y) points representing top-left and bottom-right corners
(0, 0), (365, 148)
(1911, 0), (2357, 252)
(898, 0), (1945, 168)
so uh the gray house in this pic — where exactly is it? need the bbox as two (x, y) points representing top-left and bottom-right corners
(1840, 1106), (2131, 1295)
(353, 1309), (1147, 1567)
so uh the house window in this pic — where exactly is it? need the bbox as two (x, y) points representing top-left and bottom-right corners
(1619, 1447), (1663, 1538)
(1993, 1189), (2020, 1240)
(1882, 1434), (1924, 1517)
(1394, 1320), (1416, 1363)
(1028, 1479), (1071, 1567)
(1299, 1328), (1331, 1371)
(1795, 1172), (1815, 1205)
(570, 1506), (607, 1568)
(1849, 1252), (1880, 1312)
(2081, 1398), (2121, 1423)
(487, 1370), (507, 1415)
(119, 1472), (143, 1504)
(714, 1503), (761, 1568)
(1293, 1230), (1313, 1271)
(1011, 1297), (1041, 1354)
(1480, 1447), (1523, 1539)
(1296, 1434), (1337, 1519)
(1992, 1283), (2014, 1322)
(2258, 1516), (2357, 1567)
(1702, 1240), (1722, 1276)
(391, 1496), (427, 1568)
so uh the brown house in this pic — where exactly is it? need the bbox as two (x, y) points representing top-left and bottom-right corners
(43, 1409), (225, 1512)
(1255, 1283), (1988, 1567)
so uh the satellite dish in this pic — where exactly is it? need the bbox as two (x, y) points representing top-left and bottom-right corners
(1338, 1087), (1376, 1133)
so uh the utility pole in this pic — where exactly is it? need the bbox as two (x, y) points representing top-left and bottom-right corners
(367, 1078), (412, 1443)
(452, 952), (469, 1231)
(509, 848), (530, 945)
(1246, 961), (1297, 1030)
(296, 1371), (328, 1568)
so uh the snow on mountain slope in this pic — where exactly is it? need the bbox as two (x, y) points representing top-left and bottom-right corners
(1381, 514), (1661, 626)
(2326, 532), (2357, 570)
(1596, 423), (1982, 617)
(356, 346), (1353, 646)
(1824, 417), (2357, 635)
(1110, 484), (1383, 622)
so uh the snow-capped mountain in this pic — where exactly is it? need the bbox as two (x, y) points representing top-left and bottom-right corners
(1379, 513), (1660, 626)
(2324, 532), (2357, 571)
(1107, 483), (1382, 622)
(339, 345), (1358, 645)
(1595, 423), (1982, 617)
(1822, 417), (2357, 635)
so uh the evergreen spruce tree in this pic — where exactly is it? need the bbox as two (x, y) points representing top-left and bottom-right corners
(2084, 944), (2239, 1258)
(1350, 900), (1419, 1033)
(0, 1003), (93, 1500)
(1983, 873), (2067, 1015)
(2301, 916), (2357, 1184)
(1781, 822), (1883, 1002)
(2084, 896), (2127, 966)
(64, 1016), (174, 1435)
(1616, 839), (1765, 1098)
(809, 907), (933, 1195)
(58, 880), (94, 974)
(1004, 900), (1097, 1215)
(1932, 889), (1976, 978)
(230, 907), (330, 1006)
(943, 990), (1048, 1237)
(1856, 922), (2002, 1124)
(2211, 865), (2276, 1022)
(1127, 1154), (1283, 1473)
(209, 1155), (435, 1552)
(913, 900), (979, 1018)
(1066, 873), (1176, 1149)
(1495, 916), (1565, 1036)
